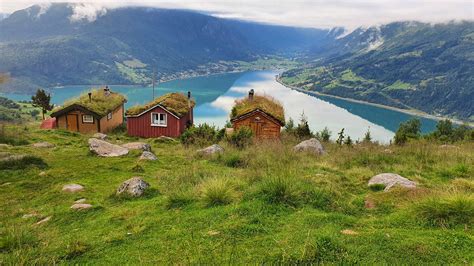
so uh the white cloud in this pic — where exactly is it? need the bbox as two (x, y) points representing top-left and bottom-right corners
(69, 3), (107, 22)
(1, 0), (472, 29)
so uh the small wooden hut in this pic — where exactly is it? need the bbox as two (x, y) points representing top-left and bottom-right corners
(50, 87), (126, 133)
(125, 92), (195, 138)
(230, 90), (285, 139)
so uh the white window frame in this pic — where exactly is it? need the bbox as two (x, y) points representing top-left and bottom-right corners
(151, 112), (167, 127)
(107, 112), (112, 120)
(82, 114), (94, 123)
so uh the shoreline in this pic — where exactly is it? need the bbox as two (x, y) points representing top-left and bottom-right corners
(275, 75), (473, 127)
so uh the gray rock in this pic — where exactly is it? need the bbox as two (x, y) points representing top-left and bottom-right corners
(121, 142), (151, 152)
(74, 198), (87, 203)
(116, 177), (150, 197)
(35, 216), (51, 225)
(32, 142), (55, 148)
(139, 151), (158, 161)
(70, 203), (93, 210)
(368, 173), (416, 191)
(88, 138), (129, 157)
(62, 184), (84, 193)
(293, 138), (325, 155)
(38, 171), (47, 177)
(93, 132), (108, 140)
(197, 144), (224, 155)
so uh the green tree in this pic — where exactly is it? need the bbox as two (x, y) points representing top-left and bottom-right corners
(31, 89), (53, 120)
(344, 135), (353, 146)
(363, 127), (372, 143)
(284, 118), (295, 134)
(295, 112), (312, 139)
(336, 128), (345, 145)
(394, 118), (421, 145)
(433, 119), (454, 142)
(318, 127), (331, 142)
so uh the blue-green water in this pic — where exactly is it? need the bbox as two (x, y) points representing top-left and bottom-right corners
(1, 70), (437, 143)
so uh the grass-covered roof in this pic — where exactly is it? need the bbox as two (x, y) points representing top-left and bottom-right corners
(231, 95), (285, 125)
(51, 89), (126, 117)
(126, 92), (195, 117)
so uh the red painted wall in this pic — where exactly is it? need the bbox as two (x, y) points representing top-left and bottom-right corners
(127, 105), (193, 138)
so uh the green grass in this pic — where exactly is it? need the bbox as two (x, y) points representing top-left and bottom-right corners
(386, 80), (414, 90)
(0, 124), (473, 264)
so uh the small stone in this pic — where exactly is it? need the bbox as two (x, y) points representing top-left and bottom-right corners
(293, 138), (325, 155)
(383, 149), (393, 154)
(121, 142), (151, 152)
(88, 138), (129, 157)
(22, 213), (39, 219)
(197, 144), (224, 155)
(1, 182), (11, 186)
(116, 177), (149, 197)
(62, 184), (84, 193)
(207, 230), (220, 236)
(93, 133), (108, 140)
(38, 171), (47, 177)
(341, 229), (359, 235)
(35, 216), (51, 225)
(74, 198), (87, 203)
(139, 151), (158, 161)
(70, 203), (93, 210)
(32, 142), (55, 148)
(368, 173), (416, 191)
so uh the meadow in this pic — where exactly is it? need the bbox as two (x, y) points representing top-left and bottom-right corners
(0, 124), (473, 264)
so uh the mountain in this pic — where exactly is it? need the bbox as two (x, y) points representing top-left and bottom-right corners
(0, 4), (329, 93)
(280, 21), (474, 121)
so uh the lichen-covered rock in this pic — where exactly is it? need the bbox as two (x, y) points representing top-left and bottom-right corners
(62, 184), (84, 193)
(368, 173), (416, 191)
(116, 177), (150, 197)
(121, 142), (151, 152)
(293, 138), (325, 155)
(197, 144), (224, 155)
(88, 138), (129, 157)
(32, 142), (55, 148)
(139, 151), (158, 161)
(93, 133), (108, 140)
(70, 203), (93, 210)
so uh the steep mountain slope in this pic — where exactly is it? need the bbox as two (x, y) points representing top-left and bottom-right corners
(281, 21), (474, 121)
(0, 4), (329, 93)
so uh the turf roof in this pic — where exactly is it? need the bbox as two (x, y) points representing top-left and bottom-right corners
(125, 92), (195, 117)
(230, 95), (285, 125)
(51, 89), (126, 117)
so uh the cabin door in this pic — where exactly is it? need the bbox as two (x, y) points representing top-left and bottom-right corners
(252, 116), (263, 137)
(67, 114), (79, 131)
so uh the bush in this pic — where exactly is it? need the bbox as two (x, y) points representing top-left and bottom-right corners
(316, 127), (331, 142)
(200, 179), (237, 207)
(429, 120), (473, 143)
(414, 194), (474, 228)
(0, 155), (47, 170)
(218, 152), (248, 168)
(258, 177), (299, 206)
(180, 123), (221, 147)
(227, 126), (253, 149)
(394, 118), (421, 145)
(295, 113), (313, 139)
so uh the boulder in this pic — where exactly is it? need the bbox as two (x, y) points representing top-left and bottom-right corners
(74, 198), (87, 203)
(93, 133), (108, 140)
(139, 151), (158, 161)
(88, 138), (129, 157)
(197, 144), (224, 155)
(121, 142), (151, 152)
(70, 203), (93, 210)
(62, 184), (84, 193)
(116, 177), (150, 197)
(368, 173), (416, 191)
(293, 138), (325, 155)
(32, 142), (55, 148)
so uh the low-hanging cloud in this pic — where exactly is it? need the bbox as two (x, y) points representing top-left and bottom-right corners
(1, 0), (473, 29)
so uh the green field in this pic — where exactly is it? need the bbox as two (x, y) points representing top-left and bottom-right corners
(0, 124), (473, 264)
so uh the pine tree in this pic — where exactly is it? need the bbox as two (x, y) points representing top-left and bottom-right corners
(336, 128), (345, 145)
(344, 136), (353, 146)
(31, 89), (53, 120)
(363, 127), (372, 143)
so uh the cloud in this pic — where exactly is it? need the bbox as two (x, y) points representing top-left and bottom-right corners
(1, 0), (472, 29)
(69, 3), (107, 22)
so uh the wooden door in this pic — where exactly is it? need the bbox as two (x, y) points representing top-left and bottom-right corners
(67, 114), (78, 131)
(252, 116), (263, 138)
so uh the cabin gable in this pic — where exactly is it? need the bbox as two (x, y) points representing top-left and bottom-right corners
(232, 109), (282, 139)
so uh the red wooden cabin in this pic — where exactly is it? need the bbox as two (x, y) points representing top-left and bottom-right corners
(126, 92), (194, 138)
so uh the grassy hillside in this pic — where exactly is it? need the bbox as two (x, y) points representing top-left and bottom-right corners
(1, 125), (473, 264)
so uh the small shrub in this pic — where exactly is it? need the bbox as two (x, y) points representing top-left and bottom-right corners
(394, 118), (421, 145)
(295, 112), (313, 139)
(180, 123), (221, 147)
(414, 194), (474, 228)
(200, 179), (236, 207)
(259, 177), (299, 206)
(227, 127), (253, 149)
(316, 127), (331, 142)
(0, 155), (47, 170)
(219, 152), (248, 168)
(369, 184), (386, 192)
(166, 190), (195, 209)
(110, 123), (127, 135)
(64, 241), (89, 259)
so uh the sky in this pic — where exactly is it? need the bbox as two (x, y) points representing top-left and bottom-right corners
(0, 0), (472, 29)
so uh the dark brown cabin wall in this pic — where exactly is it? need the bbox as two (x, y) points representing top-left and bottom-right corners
(233, 111), (281, 139)
(127, 105), (185, 138)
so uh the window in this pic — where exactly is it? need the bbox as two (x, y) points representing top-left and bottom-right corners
(151, 113), (167, 127)
(107, 112), (112, 120)
(82, 114), (94, 123)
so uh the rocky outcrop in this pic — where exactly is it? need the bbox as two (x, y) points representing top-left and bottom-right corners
(121, 142), (151, 152)
(93, 133), (108, 140)
(62, 184), (84, 193)
(116, 177), (150, 197)
(197, 144), (224, 155)
(139, 151), (158, 161)
(88, 138), (129, 157)
(293, 138), (325, 155)
(32, 142), (55, 148)
(368, 173), (416, 191)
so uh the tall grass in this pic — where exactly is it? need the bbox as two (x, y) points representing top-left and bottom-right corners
(200, 178), (238, 207)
